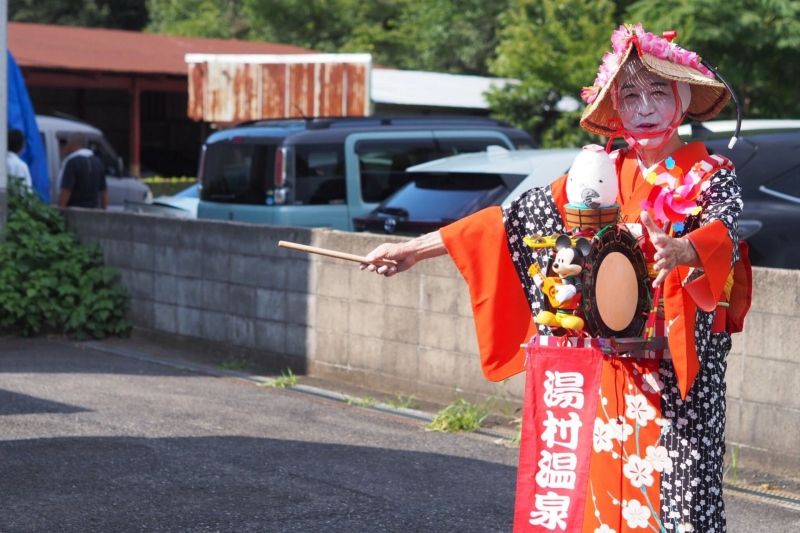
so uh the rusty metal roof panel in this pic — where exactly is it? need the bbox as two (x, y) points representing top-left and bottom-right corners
(185, 54), (372, 122)
(9, 22), (317, 76)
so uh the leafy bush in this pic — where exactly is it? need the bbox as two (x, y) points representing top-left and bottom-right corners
(0, 181), (130, 339)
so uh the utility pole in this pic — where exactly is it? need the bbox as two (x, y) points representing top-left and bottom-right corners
(0, 0), (7, 237)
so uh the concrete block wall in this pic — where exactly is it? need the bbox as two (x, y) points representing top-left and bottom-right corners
(62, 209), (523, 407)
(725, 267), (800, 478)
(63, 209), (799, 479)
(308, 229), (519, 403)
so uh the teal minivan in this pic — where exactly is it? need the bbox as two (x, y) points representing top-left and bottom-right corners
(197, 116), (534, 230)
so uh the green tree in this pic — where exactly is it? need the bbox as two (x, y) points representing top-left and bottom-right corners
(487, 0), (615, 146)
(626, 0), (800, 118)
(10, 0), (148, 31)
(146, 0), (250, 39)
(390, 0), (511, 76)
(146, 0), (508, 75)
(243, 0), (411, 64)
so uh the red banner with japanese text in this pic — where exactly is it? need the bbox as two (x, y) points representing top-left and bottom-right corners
(513, 341), (604, 532)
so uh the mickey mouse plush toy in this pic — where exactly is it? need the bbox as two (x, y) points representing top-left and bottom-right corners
(530, 235), (591, 331)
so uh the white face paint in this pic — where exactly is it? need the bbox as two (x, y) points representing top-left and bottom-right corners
(615, 61), (680, 148)
(566, 144), (619, 208)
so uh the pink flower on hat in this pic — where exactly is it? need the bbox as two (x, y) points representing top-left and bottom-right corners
(582, 24), (716, 104)
(610, 24), (645, 55)
(611, 25), (632, 55)
(669, 46), (701, 69)
(581, 86), (600, 104)
(638, 32), (671, 60)
(596, 52), (620, 87)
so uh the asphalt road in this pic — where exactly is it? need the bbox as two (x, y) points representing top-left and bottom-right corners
(1, 337), (799, 533)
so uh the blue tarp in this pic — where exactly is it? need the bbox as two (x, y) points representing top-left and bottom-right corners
(8, 50), (48, 202)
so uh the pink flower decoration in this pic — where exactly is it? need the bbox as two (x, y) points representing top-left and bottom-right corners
(698, 63), (715, 78)
(640, 187), (696, 225)
(639, 32), (671, 60)
(582, 86), (600, 104)
(587, 24), (716, 96)
(596, 67), (614, 86)
(673, 171), (704, 202)
(670, 47), (701, 69)
(611, 25), (633, 55)
(598, 52), (620, 81)
(640, 170), (704, 224)
(602, 52), (620, 71)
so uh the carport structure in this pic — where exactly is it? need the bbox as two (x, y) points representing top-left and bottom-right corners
(9, 22), (316, 177)
(10, 22), (509, 178)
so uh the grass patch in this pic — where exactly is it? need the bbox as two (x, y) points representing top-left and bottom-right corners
(260, 368), (298, 389)
(724, 445), (740, 482)
(217, 359), (248, 371)
(384, 394), (421, 411)
(345, 395), (378, 407)
(505, 417), (523, 447)
(426, 397), (492, 433)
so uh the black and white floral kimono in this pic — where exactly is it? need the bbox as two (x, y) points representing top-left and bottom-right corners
(440, 142), (752, 532)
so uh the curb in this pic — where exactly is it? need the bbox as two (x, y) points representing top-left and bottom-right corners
(81, 340), (519, 443)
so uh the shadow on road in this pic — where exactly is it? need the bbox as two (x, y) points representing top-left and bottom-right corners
(0, 338), (214, 377)
(0, 389), (89, 416)
(0, 337), (309, 379)
(0, 435), (515, 533)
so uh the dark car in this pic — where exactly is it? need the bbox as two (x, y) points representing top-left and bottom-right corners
(355, 123), (800, 269)
(702, 130), (800, 269)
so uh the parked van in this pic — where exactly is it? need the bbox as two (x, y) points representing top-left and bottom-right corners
(36, 115), (151, 209)
(197, 116), (534, 230)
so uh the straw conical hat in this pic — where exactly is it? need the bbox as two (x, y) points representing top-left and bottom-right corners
(580, 25), (730, 137)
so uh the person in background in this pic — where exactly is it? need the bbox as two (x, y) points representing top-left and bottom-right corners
(7, 129), (32, 191)
(57, 133), (107, 209)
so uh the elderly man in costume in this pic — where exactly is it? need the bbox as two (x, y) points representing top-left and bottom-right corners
(363, 24), (751, 533)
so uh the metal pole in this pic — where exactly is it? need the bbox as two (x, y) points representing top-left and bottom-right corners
(0, 0), (8, 237)
(129, 76), (141, 177)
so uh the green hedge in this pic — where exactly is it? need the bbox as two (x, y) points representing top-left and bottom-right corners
(141, 176), (197, 198)
(0, 181), (131, 339)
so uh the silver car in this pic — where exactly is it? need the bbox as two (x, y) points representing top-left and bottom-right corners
(36, 115), (152, 210)
(353, 147), (581, 235)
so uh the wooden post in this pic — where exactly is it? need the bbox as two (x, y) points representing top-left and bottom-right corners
(129, 76), (141, 177)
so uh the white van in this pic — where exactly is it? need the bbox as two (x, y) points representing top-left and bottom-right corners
(35, 115), (151, 210)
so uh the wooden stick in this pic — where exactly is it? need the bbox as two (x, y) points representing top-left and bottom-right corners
(278, 241), (398, 267)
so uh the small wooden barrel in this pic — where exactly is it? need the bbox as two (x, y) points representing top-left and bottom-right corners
(564, 204), (620, 230)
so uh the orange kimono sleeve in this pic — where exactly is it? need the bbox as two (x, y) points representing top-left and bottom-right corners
(683, 220), (735, 311)
(727, 242), (753, 334)
(440, 207), (537, 382)
(549, 173), (570, 224)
